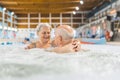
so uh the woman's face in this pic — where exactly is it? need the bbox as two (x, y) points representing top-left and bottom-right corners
(38, 27), (51, 43)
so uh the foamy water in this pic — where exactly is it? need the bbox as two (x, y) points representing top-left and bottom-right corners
(0, 44), (120, 80)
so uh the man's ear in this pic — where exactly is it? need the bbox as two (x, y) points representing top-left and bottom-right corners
(59, 36), (62, 41)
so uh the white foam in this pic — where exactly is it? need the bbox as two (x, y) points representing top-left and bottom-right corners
(0, 44), (120, 80)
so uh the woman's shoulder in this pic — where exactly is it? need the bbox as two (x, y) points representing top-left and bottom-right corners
(35, 41), (42, 46)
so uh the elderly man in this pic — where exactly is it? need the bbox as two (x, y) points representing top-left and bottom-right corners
(50, 25), (81, 53)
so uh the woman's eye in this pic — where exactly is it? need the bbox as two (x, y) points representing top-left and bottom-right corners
(42, 32), (50, 34)
(42, 32), (46, 34)
(47, 32), (50, 34)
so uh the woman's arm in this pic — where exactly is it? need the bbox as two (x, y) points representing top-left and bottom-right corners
(25, 42), (36, 49)
(46, 39), (81, 53)
(48, 40), (81, 53)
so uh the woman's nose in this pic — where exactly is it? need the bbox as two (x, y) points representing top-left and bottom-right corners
(45, 33), (50, 36)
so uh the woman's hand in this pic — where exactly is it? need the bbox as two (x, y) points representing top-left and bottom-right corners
(24, 43), (35, 50)
(25, 46), (30, 50)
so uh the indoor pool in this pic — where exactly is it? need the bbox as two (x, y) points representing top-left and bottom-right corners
(0, 44), (120, 80)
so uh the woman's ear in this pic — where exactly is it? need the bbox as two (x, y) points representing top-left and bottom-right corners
(37, 31), (39, 36)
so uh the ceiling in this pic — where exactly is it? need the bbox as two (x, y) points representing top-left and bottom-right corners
(0, 0), (110, 15)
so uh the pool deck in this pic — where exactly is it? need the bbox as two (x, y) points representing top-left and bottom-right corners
(107, 42), (120, 46)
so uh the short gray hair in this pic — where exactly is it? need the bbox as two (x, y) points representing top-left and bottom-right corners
(36, 23), (51, 32)
(55, 28), (74, 40)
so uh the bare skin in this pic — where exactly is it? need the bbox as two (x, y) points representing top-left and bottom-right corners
(25, 24), (81, 53)
(25, 27), (51, 49)
(49, 39), (81, 53)
(49, 25), (81, 53)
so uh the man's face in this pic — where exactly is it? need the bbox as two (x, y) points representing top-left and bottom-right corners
(54, 29), (62, 47)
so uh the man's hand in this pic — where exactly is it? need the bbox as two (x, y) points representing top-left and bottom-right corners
(72, 39), (81, 52)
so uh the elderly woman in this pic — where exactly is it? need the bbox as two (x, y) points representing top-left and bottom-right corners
(25, 23), (51, 49)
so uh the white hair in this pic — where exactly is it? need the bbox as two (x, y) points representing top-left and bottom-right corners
(36, 23), (51, 32)
(55, 28), (74, 40)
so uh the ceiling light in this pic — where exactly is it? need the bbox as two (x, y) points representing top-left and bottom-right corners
(11, 12), (14, 15)
(80, 0), (84, 5)
(3, 8), (6, 11)
(75, 7), (79, 10)
(73, 11), (76, 15)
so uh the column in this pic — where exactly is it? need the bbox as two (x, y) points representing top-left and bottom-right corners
(60, 13), (62, 25)
(2, 8), (5, 30)
(28, 13), (30, 29)
(49, 13), (51, 25)
(39, 13), (41, 23)
(71, 13), (73, 27)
